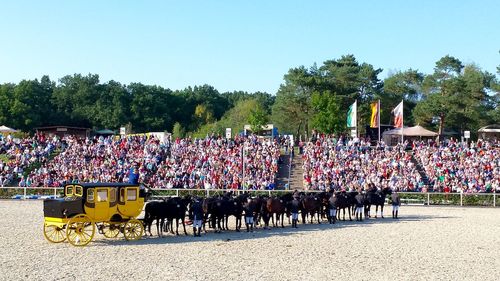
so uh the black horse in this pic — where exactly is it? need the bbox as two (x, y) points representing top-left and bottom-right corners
(364, 187), (392, 218)
(163, 196), (191, 235)
(336, 191), (357, 221)
(301, 194), (322, 224)
(143, 196), (191, 237)
(143, 200), (168, 237)
(221, 193), (247, 232)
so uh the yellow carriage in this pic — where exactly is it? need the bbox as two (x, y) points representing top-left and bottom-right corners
(43, 183), (148, 246)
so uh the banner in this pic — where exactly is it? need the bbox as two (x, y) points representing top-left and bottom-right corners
(370, 101), (379, 128)
(346, 101), (357, 128)
(392, 101), (403, 128)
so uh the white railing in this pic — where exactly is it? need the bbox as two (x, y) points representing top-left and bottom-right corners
(0, 187), (496, 207)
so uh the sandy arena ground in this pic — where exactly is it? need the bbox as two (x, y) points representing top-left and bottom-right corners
(0, 201), (499, 281)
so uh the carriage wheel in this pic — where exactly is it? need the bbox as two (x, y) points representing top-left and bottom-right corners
(123, 219), (144, 241)
(102, 222), (121, 238)
(43, 224), (66, 243)
(66, 214), (95, 247)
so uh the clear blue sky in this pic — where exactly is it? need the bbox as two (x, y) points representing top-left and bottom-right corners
(0, 1), (498, 94)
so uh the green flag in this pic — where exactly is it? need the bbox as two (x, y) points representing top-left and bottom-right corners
(347, 100), (357, 127)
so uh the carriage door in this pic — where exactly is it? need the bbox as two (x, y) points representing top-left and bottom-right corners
(94, 188), (110, 221)
(118, 187), (141, 218)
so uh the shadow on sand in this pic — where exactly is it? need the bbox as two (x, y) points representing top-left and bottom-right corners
(92, 213), (454, 247)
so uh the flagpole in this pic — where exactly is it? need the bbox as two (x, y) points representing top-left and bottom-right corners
(378, 99), (381, 143)
(401, 99), (404, 144)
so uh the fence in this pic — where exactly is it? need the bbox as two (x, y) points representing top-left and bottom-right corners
(0, 187), (496, 207)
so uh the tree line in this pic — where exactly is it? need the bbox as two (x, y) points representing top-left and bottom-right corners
(0, 54), (498, 138)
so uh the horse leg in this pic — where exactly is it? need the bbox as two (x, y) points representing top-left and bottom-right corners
(175, 219), (180, 236)
(317, 210), (321, 224)
(348, 207), (352, 221)
(281, 213), (285, 228)
(236, 215), (241, 232)
(301, 211), (306, 224)
(156, 219), (161, 237)
(146, 219), (152, 236)
(170, 220), (175, 234)
(375, 205), (378, 218)
(381, 205), (384, 219)
(182, 218), (188, 235)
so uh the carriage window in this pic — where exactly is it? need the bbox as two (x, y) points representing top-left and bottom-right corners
(66, 186), (73, 197)
(75, 186), (83, 197)
(87, 189), (94, 203)
(109, 189), (116, 202)
(97, 189), (108, 202)
(120, 189), (125, 202)
(127, 188), (137, 201)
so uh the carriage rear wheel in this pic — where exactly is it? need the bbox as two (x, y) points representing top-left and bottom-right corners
(123, 219), (144, 241)
(66, 214), (95, 246)
(43, 224), (66, 243)
(102, 222), (121, 238)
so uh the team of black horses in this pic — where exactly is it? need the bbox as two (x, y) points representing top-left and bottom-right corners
(142, 187), (395, 237)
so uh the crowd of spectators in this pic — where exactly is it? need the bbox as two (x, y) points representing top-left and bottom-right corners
(414, 139), (499, 193)
(27, 135), (166, 187)
(2, 130), (497, 193)
(8, 133), (280, 190)
(154, 135), (279, 190)
(302, 134), (423, 192)
(0, 133), (59, 187)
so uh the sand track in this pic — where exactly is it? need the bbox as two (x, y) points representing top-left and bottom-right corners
(1, 201), (499, 281)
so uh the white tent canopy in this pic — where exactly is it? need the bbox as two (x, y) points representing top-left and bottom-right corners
(0, 125), (18, 133)
(478, 124), (500, 140)
(478, 124), (500, 133)
(383, 125), (438, 137)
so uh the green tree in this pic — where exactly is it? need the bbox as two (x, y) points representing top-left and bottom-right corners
(383, 69), (424, 126)
(90, 80), (131, 129)
(320, 55), (382, 133)
(414, 55), (464, 135)
(248, 104), (268, 134)
(310, 91), (345, 133)
(172, 122), (185, 139)
(192, 99), (264, 138)
(10, 77), (53, 131)
(0, 83), (15, 126)
(51, 73), (101, 127)
(271, 66), (316, 136)
(128, 83), (173, 132)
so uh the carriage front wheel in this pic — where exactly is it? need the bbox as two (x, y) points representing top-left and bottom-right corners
(123, 219), (144, 241)
(43, 224), (66, 243)
(66, 214), (95, 246)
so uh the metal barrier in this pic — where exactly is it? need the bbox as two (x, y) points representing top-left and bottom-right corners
(0, 187), (496, 207)
(0, 186), (63, 199)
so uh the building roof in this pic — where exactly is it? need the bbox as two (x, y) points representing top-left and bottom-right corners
(36, 126), (91, 130)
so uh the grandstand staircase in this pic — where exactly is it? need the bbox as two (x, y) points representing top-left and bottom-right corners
(276, 148), (303, 190)
(410, 152), (431, 190)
